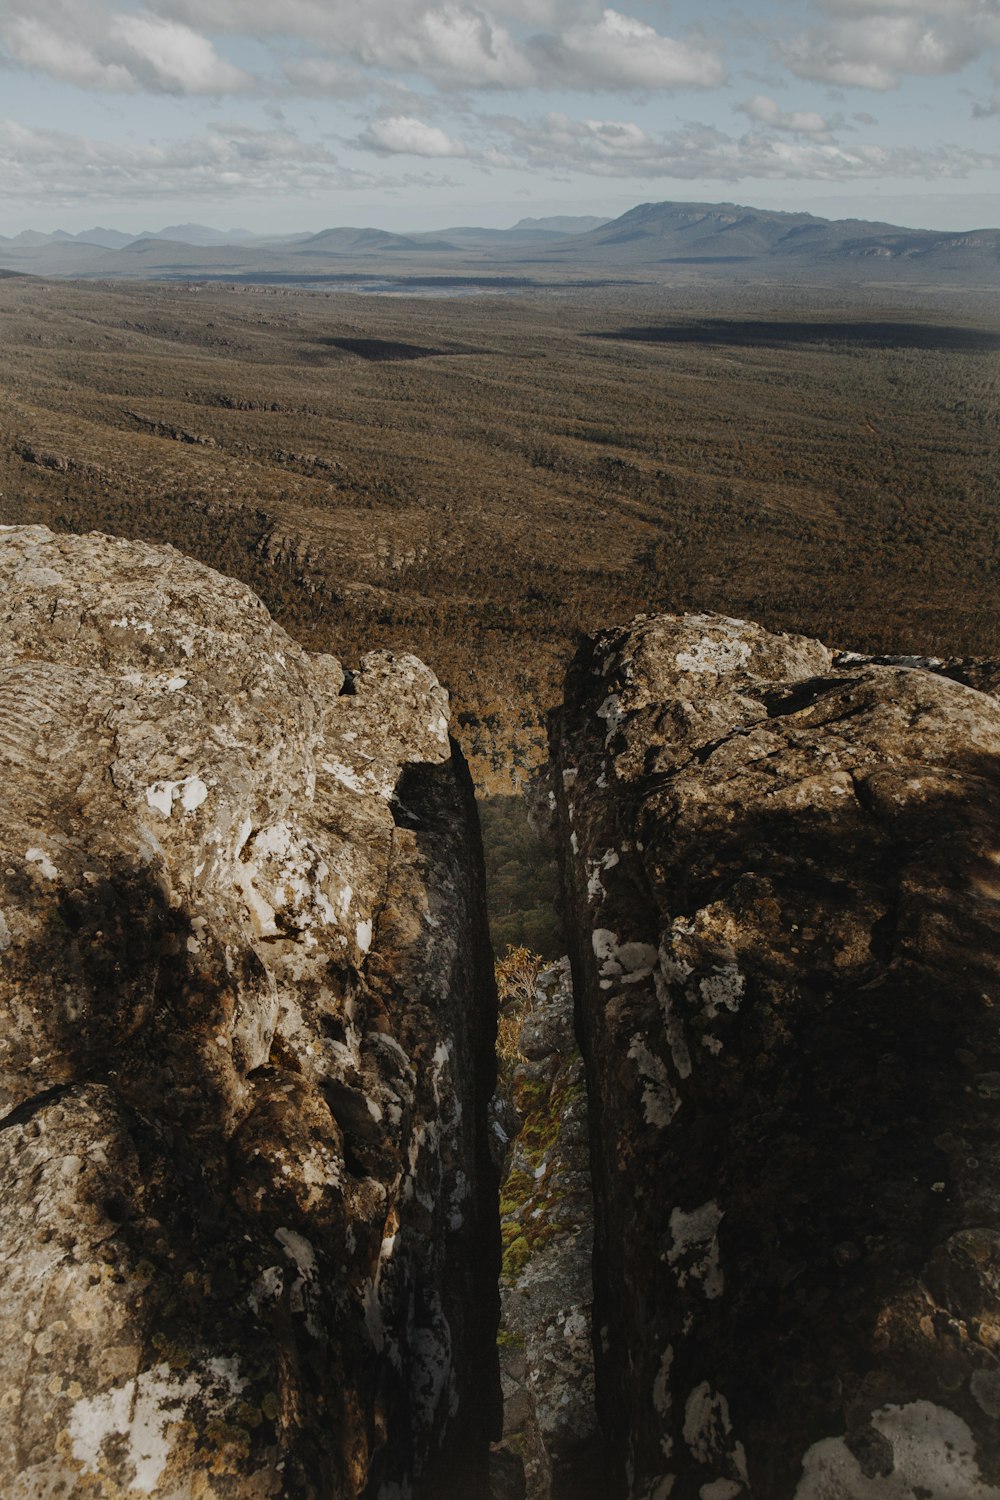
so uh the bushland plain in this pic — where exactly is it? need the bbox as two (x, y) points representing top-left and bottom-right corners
(2, 270), (998, 949)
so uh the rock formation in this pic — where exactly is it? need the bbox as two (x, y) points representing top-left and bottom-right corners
(493, 958), (604, 1499)
(550, 612), (1000, 1499)
(0, 525), (500, 1499)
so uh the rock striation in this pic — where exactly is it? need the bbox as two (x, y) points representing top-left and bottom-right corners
(493, 958), (604, 1500)
(550, 611), (1000, 1500)
(0, 525), (500, 1499)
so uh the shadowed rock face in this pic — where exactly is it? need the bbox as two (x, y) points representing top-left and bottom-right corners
(494, 958), (606, 1500)
(0, 525), (500, 1499)
(549, 612), (1000, 1500)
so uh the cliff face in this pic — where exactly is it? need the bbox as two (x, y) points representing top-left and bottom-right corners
(7, 528), (1000, 1500)
(0, 526), (499, 1499)
(550, 612), (1000, 1500)
(494, 957), (604, 1500)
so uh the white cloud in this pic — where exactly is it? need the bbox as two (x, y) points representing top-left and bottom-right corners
(528, 9), (726, 91)
(114, 15), (249, 91)
(342, 4), (724, 92)
(371, 6), (535, 88)
(778, 6), (997, 90)
(1, 16), (134, 90)
(738, 94), (835, 133)
(10, 0), (725, 96)
(489, 108), (999, 180)
(0, 3), (250, 93)
(0, 116), (386, 201)
(360, 114), (467, 156)
(281, 55), (369, 95)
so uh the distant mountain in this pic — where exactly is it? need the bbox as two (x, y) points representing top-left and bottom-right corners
(0, 199), (996, 284)
(548, 200), (1000, 271)
(0, 226), (133, 249)
(136, 223), (259, 245)
(74, 227), (136, 249)
(297, 227), (458, 255)
(0, 230), (64, 247)
(512, 215), (611, 233)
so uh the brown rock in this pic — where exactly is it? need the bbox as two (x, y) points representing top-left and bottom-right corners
(550, 611), (1000, 1500)
(0, 525), (500, 1499)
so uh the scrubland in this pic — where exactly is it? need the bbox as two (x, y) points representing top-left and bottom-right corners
(2, 273), (997, 816)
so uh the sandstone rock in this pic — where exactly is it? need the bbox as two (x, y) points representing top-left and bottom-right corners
(0, 525), (500, 1498)
(494, 959), (606, 1499)
(550, 611), (1000, 1500)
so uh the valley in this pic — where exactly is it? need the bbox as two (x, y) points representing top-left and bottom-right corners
(2, 271), (997, 799)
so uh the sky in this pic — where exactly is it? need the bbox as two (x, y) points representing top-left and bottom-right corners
(1, 0), (998, 235)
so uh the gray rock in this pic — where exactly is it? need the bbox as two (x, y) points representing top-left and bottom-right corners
(0, 525), (500, 1498)
(495, 958), (608, 1500)
(550, 611), (1000, 1500)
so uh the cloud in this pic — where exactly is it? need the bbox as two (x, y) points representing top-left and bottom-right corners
(778, 4), (998, 90)
(280, 54), (369, 96)
(819, 1), (981, 14)
(73, 0), (725, 95)
(359, 114), (467, 156)
(370, 6), (535, 88)
(527, 9), (726, 91)
(487, 108), (1000, 180)
(0, 116), (391, 201)
(737, 94), (835, 134)
(0, 3), (251, 93)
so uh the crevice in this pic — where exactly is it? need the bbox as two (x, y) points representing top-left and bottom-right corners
(762, 674), (849, 719)
(0, 1082), (75, 1132)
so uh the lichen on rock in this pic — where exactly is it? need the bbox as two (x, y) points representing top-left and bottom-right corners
(0, 525), (500, 1499)
(492, 956), (606, 1500)
(550, 610), (1000, 1500)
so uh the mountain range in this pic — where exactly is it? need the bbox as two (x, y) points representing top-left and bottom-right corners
(0, 201), (996, 285)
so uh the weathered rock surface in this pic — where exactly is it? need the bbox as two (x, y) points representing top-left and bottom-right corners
(0, 525), (500, 1498)
(550, 611), (1000, 1500)
(493, 959), (605, 1500)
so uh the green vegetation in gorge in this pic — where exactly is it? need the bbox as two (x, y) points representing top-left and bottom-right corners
(481, 800), (562, 962)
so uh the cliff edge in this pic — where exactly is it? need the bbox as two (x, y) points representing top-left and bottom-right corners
(551, 611), (1000, 1499)
(0, 525), (500, 1499)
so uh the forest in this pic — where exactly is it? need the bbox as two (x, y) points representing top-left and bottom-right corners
(1, 271), (997, 947)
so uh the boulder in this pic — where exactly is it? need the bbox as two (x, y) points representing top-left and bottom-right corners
(550, 611), (1000, 1499)
(0, 525), (500, 1499)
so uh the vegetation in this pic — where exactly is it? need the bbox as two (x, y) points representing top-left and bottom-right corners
(1, 273), (997, 934)
(481, 798), (562, 960)
(494, 944), (543, 1069)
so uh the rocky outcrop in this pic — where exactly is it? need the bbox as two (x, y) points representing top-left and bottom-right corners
(0, 525), (500, 1499)
(550, 612), (1000, 1500)
(493, 958), (604, 1499)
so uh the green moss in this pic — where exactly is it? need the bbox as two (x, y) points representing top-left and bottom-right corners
(503, 1235), (532, 1279)
(499, 1052), (588, 1281)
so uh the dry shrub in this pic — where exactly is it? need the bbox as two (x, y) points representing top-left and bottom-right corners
(495, 944), (542, 1068)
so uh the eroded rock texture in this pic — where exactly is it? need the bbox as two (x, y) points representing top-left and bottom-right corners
(493, 958), (604, 1500)
(550, 612), (1000, 1500)
(0, 525), (500, 1499)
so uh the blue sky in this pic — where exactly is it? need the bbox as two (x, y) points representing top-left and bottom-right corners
(1, 0), (998, 234)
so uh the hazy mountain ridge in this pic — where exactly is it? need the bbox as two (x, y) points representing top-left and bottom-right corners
(1, 198), (997, 284)
(532, 200), (1000, 267)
